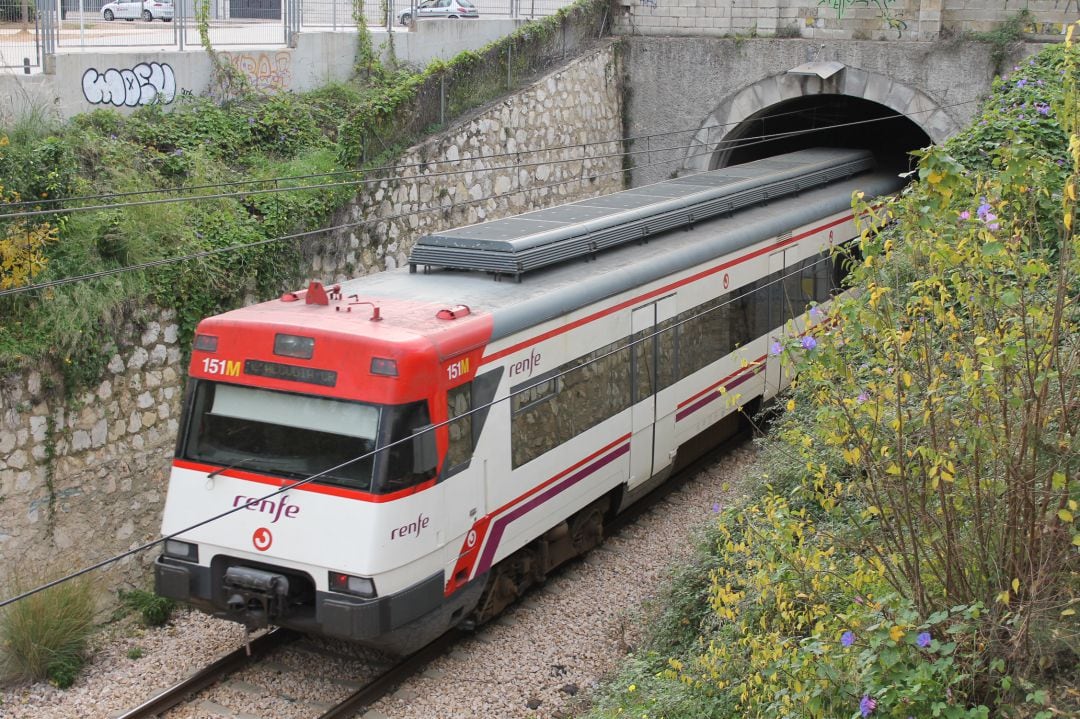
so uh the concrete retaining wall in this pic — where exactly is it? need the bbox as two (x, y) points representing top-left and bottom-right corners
(613, 0), (1077, 41)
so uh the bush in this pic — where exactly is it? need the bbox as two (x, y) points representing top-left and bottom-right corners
(0, 575), (95, 686)
(120, 588), (175, 627)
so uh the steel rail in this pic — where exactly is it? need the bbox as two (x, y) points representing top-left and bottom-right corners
(317, 630), (464, 719)
(115, 627), (300, 719)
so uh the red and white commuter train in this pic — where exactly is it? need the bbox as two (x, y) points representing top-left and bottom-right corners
(155, 148), (902, 654)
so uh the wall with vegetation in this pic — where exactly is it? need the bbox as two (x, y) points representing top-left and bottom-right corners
(0, 36), (622, 600)
(0, 20), (528, 124)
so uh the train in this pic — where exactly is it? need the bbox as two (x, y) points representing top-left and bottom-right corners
(154, 147), (903, 654)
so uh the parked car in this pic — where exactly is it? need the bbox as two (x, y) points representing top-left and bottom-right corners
(101, 0), (173, 22)
(397, 0), (478, 25)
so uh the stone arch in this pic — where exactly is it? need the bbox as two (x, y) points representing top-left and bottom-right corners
(682, 67), (961, 172)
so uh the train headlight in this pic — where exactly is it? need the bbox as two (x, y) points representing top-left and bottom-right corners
(163, 539), (199, 562)
(329, 572), (376, 598)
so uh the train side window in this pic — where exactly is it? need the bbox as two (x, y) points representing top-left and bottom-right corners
(657, 317), (678, 391)
(510, 339), (631, 469)
(378, 400), (436, 493)
(446, 383), (473, 471)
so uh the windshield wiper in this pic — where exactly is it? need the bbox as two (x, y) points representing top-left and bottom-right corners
(207, 457), (256, 479)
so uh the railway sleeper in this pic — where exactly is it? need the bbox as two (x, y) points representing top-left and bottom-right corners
(470, 496), (610, 625)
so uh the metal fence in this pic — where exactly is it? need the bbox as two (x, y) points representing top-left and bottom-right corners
(0, 0), (572, 69)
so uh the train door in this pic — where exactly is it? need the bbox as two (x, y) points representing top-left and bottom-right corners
(440, 379), (486, 551)
(764, 250), (790, 401)
(628, 295), (677, 489)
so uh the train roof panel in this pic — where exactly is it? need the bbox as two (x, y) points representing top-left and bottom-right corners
(407, 147), (875, 277)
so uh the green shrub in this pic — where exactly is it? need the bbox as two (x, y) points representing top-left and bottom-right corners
(0, 575), (95, 686)
(120, 588), (175, 627)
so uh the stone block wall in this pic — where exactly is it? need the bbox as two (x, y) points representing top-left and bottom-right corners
(0, 44), (624, 603)
(614, 0), (1078, 41)
(0, 309), (184, 600)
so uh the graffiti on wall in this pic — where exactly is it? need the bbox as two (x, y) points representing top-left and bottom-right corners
(229, 52), (292, 92)
(82, 62), (176, 107)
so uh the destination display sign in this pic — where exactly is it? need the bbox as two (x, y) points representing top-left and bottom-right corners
(244, 359), (338, 387)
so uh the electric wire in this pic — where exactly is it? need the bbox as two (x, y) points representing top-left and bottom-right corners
(0, 111), (917, 299)
(0, 249), (845, 609)
(0, 98), (927, 213)
(0, 98), (971, 221)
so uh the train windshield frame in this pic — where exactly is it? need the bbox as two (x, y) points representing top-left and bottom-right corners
(180, 380), (395, 492)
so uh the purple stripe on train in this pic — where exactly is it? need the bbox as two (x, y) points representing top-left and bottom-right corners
(475, 442), (631, 575)
(675, 366), (761, 423)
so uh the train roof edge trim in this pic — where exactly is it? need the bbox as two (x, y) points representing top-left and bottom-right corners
(407, 148), (874, 279)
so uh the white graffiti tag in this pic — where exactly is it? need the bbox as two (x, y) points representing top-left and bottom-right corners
(82, 62), (176, 107)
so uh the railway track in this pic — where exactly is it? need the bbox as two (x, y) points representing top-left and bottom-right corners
(115, 625), (448, 719)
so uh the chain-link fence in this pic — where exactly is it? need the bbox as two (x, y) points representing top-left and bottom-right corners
(0, 0), (579, 68)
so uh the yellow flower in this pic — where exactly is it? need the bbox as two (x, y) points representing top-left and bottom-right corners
(889, 625), (905, 642)
(628, 684), (636, 693)
(0, 135), (8, 147)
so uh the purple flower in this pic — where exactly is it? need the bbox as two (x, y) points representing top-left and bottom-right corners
(860, 695), (877, 717)
(916, 632), (932, 648)
(959, 210), (970, 220)
(1016, 78), (1027, 88)
(988, 222), (1000, 231)
(841, 630), (855, 647)
(977, 201), (992, 220)
(809, 306), (822, 320)
(770, 341), (783, 356)
(248, 116), (255, 125)
(1037, 103), (1051, 116)
(801, 336), (817, 351)
(712, 502), (720, 513)
(857, 392), (869, 403)
(172, 148), (183, 156)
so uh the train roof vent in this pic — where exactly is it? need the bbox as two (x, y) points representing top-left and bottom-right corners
(407, 148), (874, 281)
(437, 305), (471, 320)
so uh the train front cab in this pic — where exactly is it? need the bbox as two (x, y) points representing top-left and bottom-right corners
(155, 312), (493, 655)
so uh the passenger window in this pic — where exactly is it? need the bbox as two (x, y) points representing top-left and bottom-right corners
(446, 383), (473, 470)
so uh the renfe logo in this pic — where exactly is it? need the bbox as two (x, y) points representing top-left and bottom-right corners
(234, 494), (300, 523)
(509, 347), (541, 378)
(391, 514), (430, 540)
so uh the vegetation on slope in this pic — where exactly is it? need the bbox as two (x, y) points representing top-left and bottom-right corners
(584, 35), (1080, 719)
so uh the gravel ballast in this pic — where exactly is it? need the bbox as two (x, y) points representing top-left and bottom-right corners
(0, 446), (755, 719)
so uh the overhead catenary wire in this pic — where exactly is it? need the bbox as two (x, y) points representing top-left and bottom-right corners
(0, 110), (928, 299)
(0, 250), (843, 610)
(0, 99), (971, 222)
(0, 98), (924, 214)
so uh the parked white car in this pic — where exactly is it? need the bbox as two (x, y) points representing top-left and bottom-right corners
(101, 0), (174, 22)
(397, 0), (478, 24)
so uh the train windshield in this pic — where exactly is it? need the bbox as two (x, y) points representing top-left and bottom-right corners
(181, 381), (379, 490)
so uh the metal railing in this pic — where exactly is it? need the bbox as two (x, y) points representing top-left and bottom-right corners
(1, 0), (570, 69)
